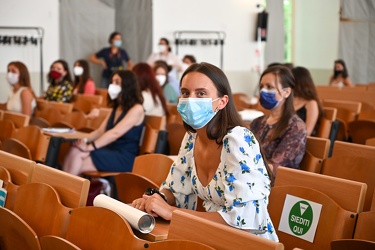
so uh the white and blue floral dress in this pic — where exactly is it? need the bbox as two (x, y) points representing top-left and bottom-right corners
(160, 126), (279, 241)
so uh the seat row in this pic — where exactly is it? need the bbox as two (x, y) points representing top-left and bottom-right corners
(300, 137), (375, 211)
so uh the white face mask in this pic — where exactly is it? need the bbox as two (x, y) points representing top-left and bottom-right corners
(108, 83), (122, 100)
(158, 44), (167, 53)
(73, 66), (84, 76)
(155, 75), (167, 86)
(7, 72), (19, 85)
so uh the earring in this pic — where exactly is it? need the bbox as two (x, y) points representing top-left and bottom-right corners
(215, 107), (220, 112)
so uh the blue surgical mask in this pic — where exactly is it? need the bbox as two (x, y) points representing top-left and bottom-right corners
(259, 89), (282, 110)
(113, 40), (122, 48)
(177, 98), (219, 129)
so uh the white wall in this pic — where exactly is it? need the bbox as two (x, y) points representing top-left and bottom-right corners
(0, 0), (59, 102)
(153, 0), (265, 96)
(293, 0), (340, 84)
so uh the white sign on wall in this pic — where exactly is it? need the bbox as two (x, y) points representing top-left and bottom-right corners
(278, 194), (322, 243)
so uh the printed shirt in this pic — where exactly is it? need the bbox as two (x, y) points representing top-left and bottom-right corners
(250, 114), (307, 173)
(161, 126), (279, 241)
(45, 80), (73, 103)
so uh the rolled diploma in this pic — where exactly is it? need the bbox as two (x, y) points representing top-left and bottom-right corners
(93, 194), (155, 234)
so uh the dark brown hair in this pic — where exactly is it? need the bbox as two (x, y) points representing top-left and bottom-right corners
(7, 61), (36, 98)
(109, 70), (143, 112)
(259, 65), (295, 141)
(181, 62), (245, 144)
(74, 59), (91, 94)
(292, 66), (323, 119)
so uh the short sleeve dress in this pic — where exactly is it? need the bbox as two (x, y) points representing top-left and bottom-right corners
(90, 107), (144, 172)
(160, 126), (278, 241)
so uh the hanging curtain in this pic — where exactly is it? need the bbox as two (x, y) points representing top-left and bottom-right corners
(59, 0), (152, 85)
(339, 0), (375, 84)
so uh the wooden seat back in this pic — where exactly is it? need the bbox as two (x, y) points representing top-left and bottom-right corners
(0, 165), (19, 210)
(73, 94), (103, 114)
(233, 92), (252, 111)
(166, 123), (186, 155)
(358, 110), (375, 122)
(13, 182), (71, 238)
(14, 125), (51, 162)
(47, 101), (74, 115)
(1, 138), (32, 160)
(94, 88), (108, 107)
(3, 111), (30, 128)
(269, 185), (357, 250)
(115, 172), (158, 204)
(31, 164), (89, 208)
(0, 119), (16, 141)
(65, 206), (147, 249)
(300, 136), (330, 173)
(166, 103), (183, 124)
(321, 155), (375, 211)
(168, 210), (284, 250)
(40, 235), (80, 250)
(331, 140), (375, 163)
(274, 167), (367, 213)
(0, 150), (35, 185)
(132, 153), (174, 186)
(146, 239), (216, 250)
(315, 107), (337, 139)
(366, 137), (375, 146)
(139, 123), (159, 154)
(354, 210), (375, 241)
(53, 111), (87, 130)
(331, 239), (375, 250)
(0, 207), (41, 250)
(347, 120), (375, 144)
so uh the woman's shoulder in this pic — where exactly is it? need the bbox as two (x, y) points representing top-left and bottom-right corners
(225, 126), (255, 141)
(289, 114), (307, 131)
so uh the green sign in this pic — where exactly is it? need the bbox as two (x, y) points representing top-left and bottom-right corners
(288, 200), (313, 236)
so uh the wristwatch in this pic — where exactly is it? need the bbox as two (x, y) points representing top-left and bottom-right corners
(145, 188), (167, 202)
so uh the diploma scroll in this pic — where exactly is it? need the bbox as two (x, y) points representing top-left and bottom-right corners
(93, 194), (155, 234)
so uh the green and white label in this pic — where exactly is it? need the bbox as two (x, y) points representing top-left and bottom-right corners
(278, 194), (322, 242)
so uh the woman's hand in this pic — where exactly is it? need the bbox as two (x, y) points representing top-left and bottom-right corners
(73, 139), (90, 152)
(132, 198), (146, 211)
(142, 194), (176, 220)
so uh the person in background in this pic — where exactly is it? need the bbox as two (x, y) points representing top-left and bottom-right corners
(73, 59), (96, 95)
(90, 31), (133, 88)
(147, 37), (183, 94)
(153, 60), (178, 104)
(63, 70), (144, 175)
(182, 54), (197, 70)
(292, 66), (323, 136)
(44, 59), (73, 103)
(329, 59), (353, 87)
(132, 62), (168, 117)
(132, 62), (278, 241)
(250, 65), (306, 175)
(4, 61), (36, 116)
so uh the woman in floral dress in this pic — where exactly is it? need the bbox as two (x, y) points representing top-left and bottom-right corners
(132, 62), (278, 241)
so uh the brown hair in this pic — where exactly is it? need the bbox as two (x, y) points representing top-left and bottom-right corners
(259, 65), (295, 141)
(7, 61), (36, 98)
(181, 62), (245, 144)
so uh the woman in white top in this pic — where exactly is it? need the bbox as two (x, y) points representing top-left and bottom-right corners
(147, 38), (183, 94)
(5, 61), (36, 116)
(132, 63), (168, 117)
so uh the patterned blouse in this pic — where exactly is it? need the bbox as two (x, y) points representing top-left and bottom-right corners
(250, 114), (307, 173)
(44, 80), (73, 103)
(160, 126), (279, 241)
